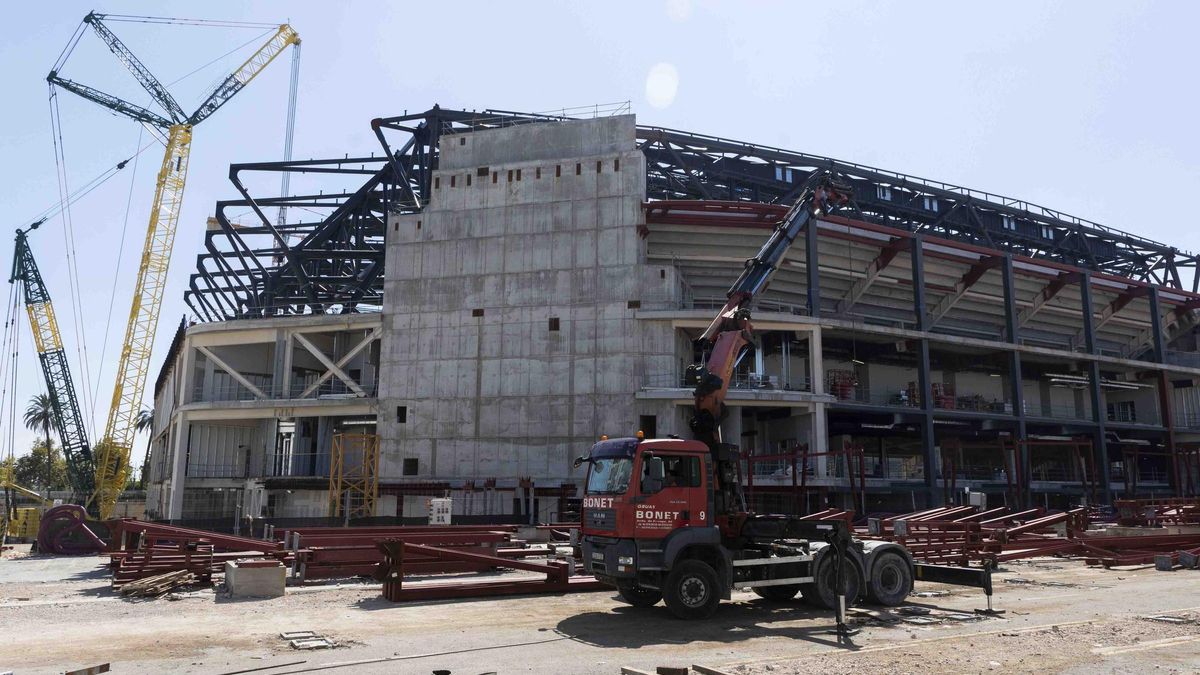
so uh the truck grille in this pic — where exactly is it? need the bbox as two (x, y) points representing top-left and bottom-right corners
(586, 508), (616, 531)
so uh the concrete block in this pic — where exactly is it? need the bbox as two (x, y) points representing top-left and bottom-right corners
(225, 560), (286, 598)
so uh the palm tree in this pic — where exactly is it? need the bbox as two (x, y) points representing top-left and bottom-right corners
(23, 393), (55, 492)
(134, 409), (154, 488)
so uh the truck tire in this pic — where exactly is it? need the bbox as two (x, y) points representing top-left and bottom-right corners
(810, 555), (862, 610)
(752, 584), (801, 601)
(618, 586), (663, 608)
(663, 559), (721, 619)
(866, 551), (912, 606)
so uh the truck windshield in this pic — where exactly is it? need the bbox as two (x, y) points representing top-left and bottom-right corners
(586, 458), (633, 495)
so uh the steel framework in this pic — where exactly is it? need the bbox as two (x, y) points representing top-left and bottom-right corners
(328, 433), (379, 520)
(185, 105), (1199, 322)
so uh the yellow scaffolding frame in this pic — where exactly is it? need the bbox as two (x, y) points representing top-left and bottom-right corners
(328, 433), (379, 519)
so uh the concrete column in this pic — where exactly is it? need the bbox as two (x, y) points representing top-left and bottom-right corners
(910, 237), (936, 505)
(1149, 288), (1167, 364)
(166, 412), (190, 519)
(1080, 275), (1112, 504)
(272, 330), (288, 398)
(809, 325), (828, 476)
(809, 326), (824, 395)
(806, 216), (820, 316)
(177, 333), (196, 405)
(917, 339), (937, 505)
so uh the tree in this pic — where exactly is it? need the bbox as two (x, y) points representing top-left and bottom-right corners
(13, 439), (68, 492)
(133, 409), (154, 490)
(23, 394), (55, 493)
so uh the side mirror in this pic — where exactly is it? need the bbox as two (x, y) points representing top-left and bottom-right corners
(647, 456), (665, 481)
(572, 456), (587, 469)
(642, 456), (665, 494)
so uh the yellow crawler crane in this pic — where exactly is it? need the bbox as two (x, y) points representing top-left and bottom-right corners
(46, 13), (299, 522)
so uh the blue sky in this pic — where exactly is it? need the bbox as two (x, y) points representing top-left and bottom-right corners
(2, 1), (1198, 468)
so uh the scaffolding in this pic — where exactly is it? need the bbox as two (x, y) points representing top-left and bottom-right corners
(328, 433), (380, 520)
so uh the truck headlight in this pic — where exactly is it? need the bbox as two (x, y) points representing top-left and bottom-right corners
(618, 556), (634, 565)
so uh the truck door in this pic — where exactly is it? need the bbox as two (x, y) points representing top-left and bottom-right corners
(633, 453), (708, 538)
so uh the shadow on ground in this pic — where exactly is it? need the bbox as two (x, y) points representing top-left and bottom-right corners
(556, 595), (865, 651)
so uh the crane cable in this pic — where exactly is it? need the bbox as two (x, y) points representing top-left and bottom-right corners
(0, 282), (18, 484)
(1, 283), (22, 516)
(99, 15), (280, 29)
(47, 86), (96, 434)
(89, 124), (144, 435)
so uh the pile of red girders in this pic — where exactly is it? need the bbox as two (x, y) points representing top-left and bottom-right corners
(860, 504), (1200, 568)
(104, 521), (555, 586)
(862, 506), (1093, 565)
(1114, 497), (1200, 527)
(996, 533), (1200, 567)
(374, 540), (605, 602)
(272, 525), (532, 581)
(106, 519), (288, 585)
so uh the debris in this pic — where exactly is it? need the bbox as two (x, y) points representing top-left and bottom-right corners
(117, 570), (196, 598)
(280, 631), (320, 640)
(289, 637), (335, 650)
(655, 667), (688, 675)
(898, 606), (931, 615)
(692, 665), (735, 675)
(1004, 577), (1033, 584)
(1144, 615), (1194, 624)
(914, 591), (948, 598)
(944, 613), (982, 622)
(64, 666), (110, 675)
(900, 616), (939, 625)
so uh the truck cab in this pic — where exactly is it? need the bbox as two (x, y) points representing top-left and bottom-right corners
(580, 436), (732, 617)
(579, 436), (916, 620)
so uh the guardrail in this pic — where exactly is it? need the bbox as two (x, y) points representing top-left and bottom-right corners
(192, 379), (379, 402)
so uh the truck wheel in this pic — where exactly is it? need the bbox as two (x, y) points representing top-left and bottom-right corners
(618, 586), (663, 607)
(752, 584), (801, 601)
(867, 551), (912, 607)
(812, 555), (862, 610)
(663, 559), (721, 620)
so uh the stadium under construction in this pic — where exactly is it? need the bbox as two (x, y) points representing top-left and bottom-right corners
(143, 104), (1200, 525)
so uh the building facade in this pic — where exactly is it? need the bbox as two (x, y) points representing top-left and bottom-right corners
(146, 111), (1200, 522)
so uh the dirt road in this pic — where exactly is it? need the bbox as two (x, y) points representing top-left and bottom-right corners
(0, 548), (1197, 674)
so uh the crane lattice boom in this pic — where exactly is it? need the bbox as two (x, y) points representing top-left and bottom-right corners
(10, 227), (95, 499)
(47, 13), (298, 519)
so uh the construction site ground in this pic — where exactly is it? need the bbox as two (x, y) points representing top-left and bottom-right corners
(1, 544), (1198, 675)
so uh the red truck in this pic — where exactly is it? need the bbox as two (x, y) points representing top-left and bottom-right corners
(579, 175), (990, 624)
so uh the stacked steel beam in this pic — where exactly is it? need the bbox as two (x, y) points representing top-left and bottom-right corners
(862, 501), (1200, 569)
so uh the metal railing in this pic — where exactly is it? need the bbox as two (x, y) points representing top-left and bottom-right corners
(268, 451), (328, 478)
(192, 379), (378, 402)
(641, 373), (812, 392)
(1166, 350), (1200, 369)
(1026, 402), (1092, 421)
(1173, 412), (1200, 430)
(827, 385), (917, 408)
(185, 462), (248, 479)
(1111, 467), (1170, 484)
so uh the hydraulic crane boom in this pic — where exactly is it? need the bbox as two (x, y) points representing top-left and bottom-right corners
(47, 13), (299, 520)
(686, 174), (850, 452)
(9, 222), (94, 499)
